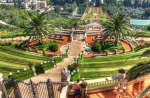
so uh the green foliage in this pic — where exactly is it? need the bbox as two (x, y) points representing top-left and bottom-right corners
(102, 41), (123, 50)
(54, 5), (61, 13)
(22, 12), (49, 42)
(134, 43), (150, 52)
(105, 6), (145, 19)
(101, 13), (132, 46)
(0, 45), (50, 80)
(62, 54), (68, 58)
(126, 61), (150, 81)
(122, 48), (125, 53)
(0, 5), (28, 26)
(49, 43), (58, 52)
(33, 41), (58, 50)
(131, 46), (134, 51)
(42, 49), (46, 55)
(11, 69), (34, 81)
(91, 43), (101, 53)
(53, 57), (63, 63)
(71, 71), (80, 81)
(80, 58), (148, 79)
(35, 64), (45, 75)
(79, 48), (150, 79)
(77, 58), (82, 63)
(81, 54), (84, 60)
(68, 63), (80, 81)
(105, 50), (109, 56)
(0, 46), (49, 61)
(68, 63), (79, 72)
(35, 48), (38, 53)
(147, 25), (150, 31)
(113, 49), (117, 55)
(0, 31), (24, 38)
(28, 47), (32, 51)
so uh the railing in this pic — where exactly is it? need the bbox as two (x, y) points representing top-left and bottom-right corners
(4, 79), (67, 98)
(87, 79), (119, 90)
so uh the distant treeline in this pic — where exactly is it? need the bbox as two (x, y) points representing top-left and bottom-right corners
(51, 0), (150, 8)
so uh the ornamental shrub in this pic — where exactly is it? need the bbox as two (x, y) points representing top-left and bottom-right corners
(43, 49), (46, 55)
(35, 64), (45, 75)
(81, 54), (84, 60)
(114, 49), (117, 55)
(49, 43), (58, 52)
(35, 48), (38, 53)
(28, 47), (32, 51)
(122, 48), (125, 53)
(91, 43), (101, 53)
(131, 46), (134, 51)
(105, 50), (108, 56)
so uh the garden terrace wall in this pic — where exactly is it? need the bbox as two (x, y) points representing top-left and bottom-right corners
(67, 74), (150, 98)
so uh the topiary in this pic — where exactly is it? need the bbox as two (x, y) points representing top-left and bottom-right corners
(114, 49), (117, 55)
(43, 49), (46, 55)
(49, 43), (58, 52)
(122, 48), (125, 53)
(28, 47), (32, 51)
(131, 46), (134, 51)
(35, 48), (38, 53)
(35, 64), (45, 75)
(105, 50), (108, 56)
(81, 54), (84, 60)
(91, 43), (101, 53)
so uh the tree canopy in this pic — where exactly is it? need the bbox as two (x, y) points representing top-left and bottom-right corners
(101, 13), (132, 46)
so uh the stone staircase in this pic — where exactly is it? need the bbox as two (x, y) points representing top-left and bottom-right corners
(29, 40), (84, 82)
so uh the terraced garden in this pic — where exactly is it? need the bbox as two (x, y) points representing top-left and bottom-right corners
(0, 46), (50, 80)
(78, 49), (149, 80)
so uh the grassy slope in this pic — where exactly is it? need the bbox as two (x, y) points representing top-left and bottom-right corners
(0, 46), (49, 79)
(79, 50), (149, 79)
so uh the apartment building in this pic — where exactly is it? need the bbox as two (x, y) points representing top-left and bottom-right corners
(0, 0), (47, 10)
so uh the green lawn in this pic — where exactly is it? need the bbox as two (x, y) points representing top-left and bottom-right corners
(132, 31), (150, 37)
(0, 46), (50, 80)
(0, 31), (24, 38)
(74, 49), (150, 80)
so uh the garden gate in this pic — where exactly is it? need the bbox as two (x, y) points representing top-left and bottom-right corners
(4, 79), (65, 98)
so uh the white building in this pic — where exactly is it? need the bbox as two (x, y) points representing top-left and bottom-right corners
(0, 0), (47, 10)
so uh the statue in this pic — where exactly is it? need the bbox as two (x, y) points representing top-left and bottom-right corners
(61, 68), (69, 82)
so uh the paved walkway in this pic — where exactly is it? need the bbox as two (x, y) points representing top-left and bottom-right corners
(0, 36), (29, 42)
(27, 40), (84, 83)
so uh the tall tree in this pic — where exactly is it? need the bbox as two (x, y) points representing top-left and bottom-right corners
(23, 12), (49, 43)
(95, 0), (100, 6)
(100, 13), (132, 46)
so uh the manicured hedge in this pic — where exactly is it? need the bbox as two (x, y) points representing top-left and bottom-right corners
(35, 65), (45, 75)
(11, 69), (34, 81)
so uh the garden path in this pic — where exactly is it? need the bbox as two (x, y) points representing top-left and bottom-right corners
(27, 40), (84, 83)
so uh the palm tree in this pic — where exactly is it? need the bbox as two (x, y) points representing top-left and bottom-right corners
(100, 13), (132, 46)
(138, 85), (150, 98)
(126, 61), (150, 81)
(127, 43), (150, 59)
(22, 12), (49, 43)
(134, 43), (150, 52)
(126, 43), (150, 81)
